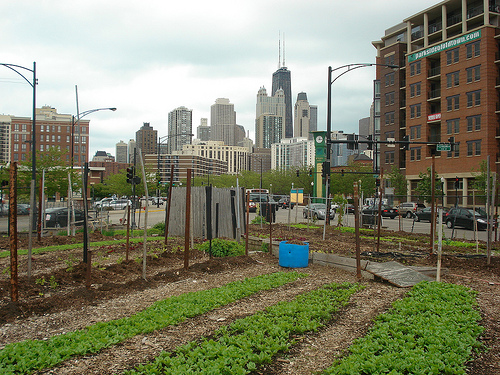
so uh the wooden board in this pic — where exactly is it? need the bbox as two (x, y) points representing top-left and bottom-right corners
(365, 261), (434, 288)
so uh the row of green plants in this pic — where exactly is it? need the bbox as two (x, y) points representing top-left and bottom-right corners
(125, 282), (364, 374)
(0, 272), (306, 374)
(323, 281), (484, 374)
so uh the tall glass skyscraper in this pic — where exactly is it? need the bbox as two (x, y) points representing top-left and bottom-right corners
(272, 67), (292, 138)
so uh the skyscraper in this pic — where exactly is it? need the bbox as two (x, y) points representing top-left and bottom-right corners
(210, 98), (238, 146)
(167, 106), (193, 154)
(135, 122), (157, 158)
(294, 92), (311, 139)
(197, 118), (210, 141)
(272, 67), (292, 138)
(115, 140), (128, 163)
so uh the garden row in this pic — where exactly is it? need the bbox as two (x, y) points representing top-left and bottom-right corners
(122, 281), (483, 375)
(0, 271), (304, 374)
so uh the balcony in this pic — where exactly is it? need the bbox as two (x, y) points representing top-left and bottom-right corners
(428, 89), (441, 101)
(428, 66), (441, 77)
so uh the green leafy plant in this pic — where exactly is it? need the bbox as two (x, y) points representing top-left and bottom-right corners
(49, 275), (58, 289)
(196, 238), (245, 257)
(323, 281), (484, 375)
(0, 272), (305, 374)
(126, 282), (363, 374)
(35, 277), (46, 286)
(251, 215), (268, 225)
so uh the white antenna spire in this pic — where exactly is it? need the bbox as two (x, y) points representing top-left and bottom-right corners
(283, 32), (286, 67)
(278, 31), (281, 69)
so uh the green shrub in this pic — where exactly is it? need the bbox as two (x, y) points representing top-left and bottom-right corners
(152, 221), (166, 233)
(196, 238), (245, 257)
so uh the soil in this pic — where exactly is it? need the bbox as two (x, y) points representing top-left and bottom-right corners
(0, 224), (498, 374)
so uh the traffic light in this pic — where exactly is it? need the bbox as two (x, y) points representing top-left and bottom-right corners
(367, 135), (373, 150)
(296, 170), (300, 177)
(341, 169), (344, 177)
(401, 135), (410, 151)
(126, 166), (134, 184)
(376, 178), (381, 187)
(448, 136), (455, 151)
(308, 169), (313, 177)
(454, 176), (460, 190)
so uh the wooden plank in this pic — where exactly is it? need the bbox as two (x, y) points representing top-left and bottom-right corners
(365, 261), (434, 287)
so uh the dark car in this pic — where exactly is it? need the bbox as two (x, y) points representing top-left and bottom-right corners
(44, 207), (87, 228)
(278, 197), (295, 209)
(414, 207), (449, 222)
(362, 205), (398, 219)
(445, 207), (491, 230)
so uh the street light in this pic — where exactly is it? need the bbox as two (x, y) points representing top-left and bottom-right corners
(0, 62), (37, 279)
(72, 103), (116, 263)
(325, 63), (398, 221)
(156, 133), (194, 207)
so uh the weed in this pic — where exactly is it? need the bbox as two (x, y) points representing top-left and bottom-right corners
(49, 276), (58, 289)
(35, 277), (46, 286)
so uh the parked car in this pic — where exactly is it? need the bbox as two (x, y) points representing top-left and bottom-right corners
(94, 197), (114, 209)
(445, 207), (492, 230)
(362, 205), (398, 219)
(106, 199), (132, 210)
(345, 204), (355, 214)
(414, 207), (449, 222)
(248, 194), (276, 213)
(302, 203), (335, 220)
(44, 207), (87, 228)
(0, 203), (31, 216)
(399, 202), (426, 218)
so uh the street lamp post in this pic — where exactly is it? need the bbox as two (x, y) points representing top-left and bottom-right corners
(326, 63), (398, 223)
(72, 104), (116, 263)
(0, 62), (37, 278)
(156, 133), (194, 207)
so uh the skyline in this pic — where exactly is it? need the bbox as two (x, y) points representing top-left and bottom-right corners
(1, 0), (440, 159)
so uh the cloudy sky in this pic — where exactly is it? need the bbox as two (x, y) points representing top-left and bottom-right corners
(1, 0), (439, 158)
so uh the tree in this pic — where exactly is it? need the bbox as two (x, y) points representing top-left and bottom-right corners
(19, 147), (78, 201)
(471, 160), (496, 200)
(415, 167), (443, 203)
(387, 165), (407, 198)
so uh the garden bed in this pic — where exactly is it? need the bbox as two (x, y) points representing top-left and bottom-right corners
(0, 224), (497, 374)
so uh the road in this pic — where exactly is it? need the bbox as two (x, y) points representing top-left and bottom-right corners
(0, 203), (495, 243)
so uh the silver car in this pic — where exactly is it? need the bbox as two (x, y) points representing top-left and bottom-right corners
(303, 203), (335, 220)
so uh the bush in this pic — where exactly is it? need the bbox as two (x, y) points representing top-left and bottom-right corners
(196, 238), (245, 257)
(152, 221), (165, 233)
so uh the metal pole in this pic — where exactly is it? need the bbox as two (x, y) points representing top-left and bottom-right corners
(184, 169), (192, 269)
(354, 182), (361, 281)
(10, 162), (19, 300)
(487, 155), (491, 264)
(164, 164), (174, 245)
(430, 155), (436, 254)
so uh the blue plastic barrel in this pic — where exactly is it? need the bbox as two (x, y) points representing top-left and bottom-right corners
(278, 241), (309, 268)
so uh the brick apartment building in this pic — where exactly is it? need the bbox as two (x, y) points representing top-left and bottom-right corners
(1, 106), (89, 166)
(373, 0), (500, 205)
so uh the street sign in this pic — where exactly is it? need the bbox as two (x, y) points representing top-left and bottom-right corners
(437, 144), (451, 152)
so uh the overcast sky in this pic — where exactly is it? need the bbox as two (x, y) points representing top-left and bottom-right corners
(1, 0), (439, 158)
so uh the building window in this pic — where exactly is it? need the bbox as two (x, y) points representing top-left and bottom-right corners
(466, 41), (480, 58)
(40, 144), (44, 152)
(446, 47), (459, 64)
(385, 72), (395, 86)
(13, 134), (19, 142)
(410, 125), (421, 139)
(385, 92), (395, 106)
(385, 112), (395, 125)
(21, 143), (26, 151)
(14, 124), (19, 131)
(466, 90), (481, 107)
(40, 125), (44, 132)
(410, 104), (421, 118)
(446, 71), (460, 88)
(448, 142), (460, 158)
(13, 144), (19, 152)
(467, 140), (481, 156)
(446, 95), (460, 111)
(410, 82), (421, 97)
(466, 65), (480, 83)
(410, 61), (421, 76)
(410, 147), (422, 161)
(385, 151), (395, 164)
(385, 55), (395, 66)
(446, 118), (460, 134)
(466, 115), (481, 131)
(22, 124), (26, 132)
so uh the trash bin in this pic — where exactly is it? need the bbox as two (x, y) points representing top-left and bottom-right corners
(279, 240), (309, 268)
